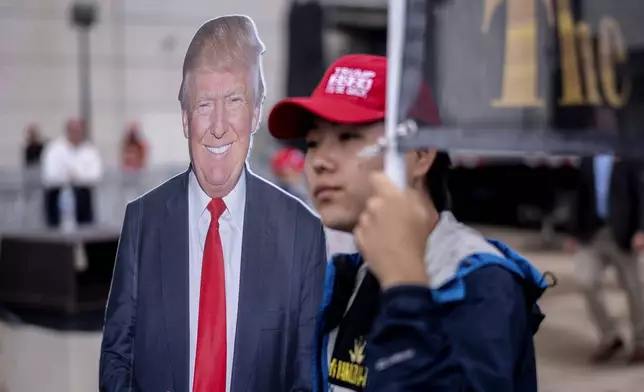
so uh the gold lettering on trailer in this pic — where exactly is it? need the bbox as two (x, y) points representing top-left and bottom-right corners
(482, 0), (630, 108)
(576, 22), (602, 105)
(556, 0), (584, 105)
(599, 17), (630, 108)
(482, 0), (554, 107)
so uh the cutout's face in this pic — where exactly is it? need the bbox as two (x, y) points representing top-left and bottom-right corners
(182, 67), (259, 198)
(304, 121), (385, 232)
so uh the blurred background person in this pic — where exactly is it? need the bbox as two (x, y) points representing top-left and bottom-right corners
(565, 155), (644, 364)
(119, 122), (149, 210)
(41, 118), (103, 228)
(121, 122), (148, 172)
(271, 146), (308, 202)
(23, 124), (45, 168)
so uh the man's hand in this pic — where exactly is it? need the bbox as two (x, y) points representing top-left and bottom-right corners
(632, 231), (644, 253)
(353, 172), (434, 290)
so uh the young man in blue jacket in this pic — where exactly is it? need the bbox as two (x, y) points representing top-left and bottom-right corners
(268, 54), (551, 392)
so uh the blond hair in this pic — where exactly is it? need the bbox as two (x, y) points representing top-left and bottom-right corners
(178, 15), (266, 111)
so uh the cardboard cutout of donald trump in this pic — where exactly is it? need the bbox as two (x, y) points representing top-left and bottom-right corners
(100, 15), (327, 392)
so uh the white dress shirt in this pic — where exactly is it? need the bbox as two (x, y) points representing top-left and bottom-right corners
(188, 169), (246, 392)
(41, 137), (103, 187)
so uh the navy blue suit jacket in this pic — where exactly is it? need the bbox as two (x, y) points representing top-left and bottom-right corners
(99, 168), (327, 392)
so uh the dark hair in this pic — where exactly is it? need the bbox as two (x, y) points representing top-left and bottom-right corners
(425, 151), (451, 212)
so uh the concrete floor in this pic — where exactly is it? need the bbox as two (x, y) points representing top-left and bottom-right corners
(0, 323), (100, 392)
(487, 227), (644, 392)
(1, 228), (643, 392)
(531, 253), (644, 392)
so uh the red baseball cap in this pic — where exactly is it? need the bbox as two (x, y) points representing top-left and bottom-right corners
(271, 147), (305, 174)
(268, 54), (387, 140)
(269, 54), (442, 140)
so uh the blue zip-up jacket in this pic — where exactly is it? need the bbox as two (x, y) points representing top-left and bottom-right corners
(312, 219), (550, 392)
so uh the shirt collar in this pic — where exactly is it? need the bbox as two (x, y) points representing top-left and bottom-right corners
(188, 167), (246, 231)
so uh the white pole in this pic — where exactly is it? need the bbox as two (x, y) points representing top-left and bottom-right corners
(385, 0), (408, 190)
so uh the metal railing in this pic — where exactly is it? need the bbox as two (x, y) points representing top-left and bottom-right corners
(0, 165), (188, 232)
(0, 154), (278, 234)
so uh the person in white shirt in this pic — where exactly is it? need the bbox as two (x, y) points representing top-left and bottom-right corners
(41, 118), (103, 227)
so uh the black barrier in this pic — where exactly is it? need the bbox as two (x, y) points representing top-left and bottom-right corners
(395, 0), (644, 158)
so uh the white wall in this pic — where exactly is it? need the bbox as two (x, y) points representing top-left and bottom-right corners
(0, 0), (289, 169)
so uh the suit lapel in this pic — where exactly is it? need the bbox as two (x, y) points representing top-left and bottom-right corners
(232, 170), (278, 391)
(160, 170), (191, 392)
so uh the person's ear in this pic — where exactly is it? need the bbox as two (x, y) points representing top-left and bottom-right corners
(409, 149), (436, 180)
(181, 109), (189, 139)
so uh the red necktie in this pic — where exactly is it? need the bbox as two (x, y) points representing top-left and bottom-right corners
(193, 199), (227, 392)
